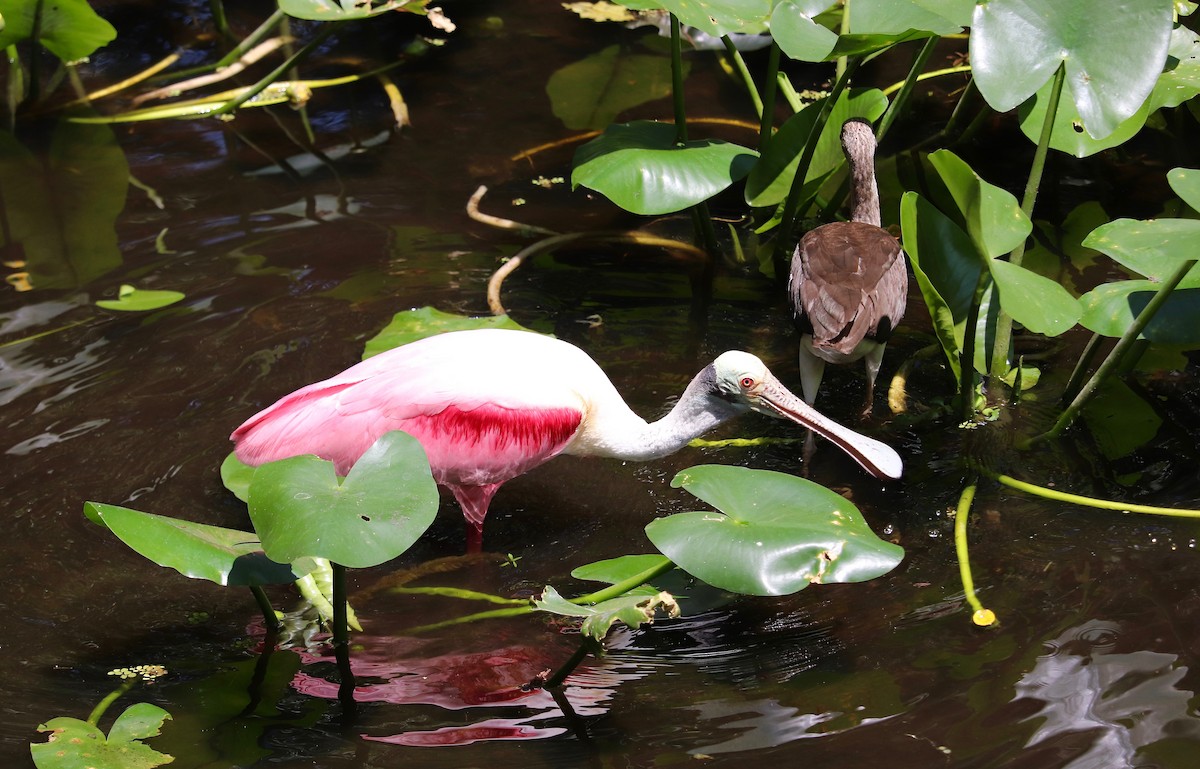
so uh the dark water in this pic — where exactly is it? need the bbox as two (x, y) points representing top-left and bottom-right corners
(5, 3), (1200, 767)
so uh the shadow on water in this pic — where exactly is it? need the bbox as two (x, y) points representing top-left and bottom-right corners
(4, 2), (1200, 768)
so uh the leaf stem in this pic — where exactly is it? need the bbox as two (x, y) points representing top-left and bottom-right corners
(722, 36), (763, 119)
(953, 482), (995, 625)
(86, 678), (136, 727)
(974, 464), (1200, 518)
(211, 22), (340, 117)
(250, 585), (282, 633)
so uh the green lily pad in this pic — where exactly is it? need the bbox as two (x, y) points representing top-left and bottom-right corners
(771, 0), (839, 62)
(220, 452), (255, 503)
(1079, 279), (1200, 346)
(1168, 167), (1200, 213)
(547, 45), (681, 130)
(95, 284), (185, 312)
(644, 0), (770, 37)
(33, 704), (172, 769)
(362, 307), (539, 359)
(848, 0), (973, 36)
(84, 502), (302, 586)
(645, 465), (903, 596)
(1081, 218), (1200, 281)
(248, 431), (439, 568)
(571, 554), (673, 585)
(971, 0), (1174, 139)
(278, 0), (424, 21)
(572, 121), (758, 216)
(533, 585), (679, 641)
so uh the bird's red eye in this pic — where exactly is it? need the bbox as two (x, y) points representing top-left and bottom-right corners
(740, 376), (754, 388)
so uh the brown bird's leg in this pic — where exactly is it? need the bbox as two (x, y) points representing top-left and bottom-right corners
(861, 343), (887, 421)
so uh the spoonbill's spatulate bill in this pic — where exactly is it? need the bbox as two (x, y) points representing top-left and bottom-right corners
(232, 329), (902, 550)
(790, 118), (908, 417)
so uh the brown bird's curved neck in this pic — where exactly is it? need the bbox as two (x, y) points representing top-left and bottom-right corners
(843, 127), (881, 228)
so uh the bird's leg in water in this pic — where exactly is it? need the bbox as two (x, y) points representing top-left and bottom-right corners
(451, 484), (501, 553)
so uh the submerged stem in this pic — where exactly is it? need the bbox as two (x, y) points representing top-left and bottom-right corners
(954, 482), (995, 626)
(976, 464), (1200, 518)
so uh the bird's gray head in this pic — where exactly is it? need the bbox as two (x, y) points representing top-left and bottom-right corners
(709, 350), (774, 411)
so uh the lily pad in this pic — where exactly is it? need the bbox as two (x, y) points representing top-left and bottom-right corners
(1079, 280), (1200, 346)
(362, 307), (539, 359)
(33, 704), (172, 769)
(547, 45), (681, 130)
(1081, 218), (1200, 281)
(645, 465), (903, 596)
(0, 0), (116, 63)
(220, 452), (255, 503)
(1168, 167), (1200, 213)
(95, 284), (185, 312)
(278, 0), (425, 21)
(770, 0), (839, 62)
(971, 0), (1174, 140)
(848, 0), (973, 36)
(248, 431), (439, 568)
(84, 502), (302, 586)
(572, 121), (758, 216)
(571, 554), (673, 585)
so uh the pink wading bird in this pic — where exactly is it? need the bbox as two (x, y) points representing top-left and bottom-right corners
(231, 329), (902, 551)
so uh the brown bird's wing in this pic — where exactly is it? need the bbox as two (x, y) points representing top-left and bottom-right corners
(791, 221), (906, 355)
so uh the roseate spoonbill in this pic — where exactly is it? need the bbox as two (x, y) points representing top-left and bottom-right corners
(231, 328), (902, 550)
(790, 118), (907, 419)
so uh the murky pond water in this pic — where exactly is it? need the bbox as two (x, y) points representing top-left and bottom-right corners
(4, 3), (1200, 767)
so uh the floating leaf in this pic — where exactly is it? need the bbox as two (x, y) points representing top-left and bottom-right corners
(248, 431), (439, 568)
(971, 0), (1174, 139)
(646, 465), (903, 596)
(95, 284), (185, 312)
(533, 585), (679, 641)
(547, 45), (681, 130)
(571, 554), (673, 585)
(32, 705), (173, 769)
(1081, 378), (1162, 460)
(84, 502), (303, 586)
(573, 121), (758, 215)
(362, 307), (539, 359)
(220, 452), (255, 503)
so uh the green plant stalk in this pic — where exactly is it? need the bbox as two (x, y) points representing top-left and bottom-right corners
(777, 72), (804, 112)
(543, 641), (593, 689)
(975, 464), (1200, 518)
(210, 0), (231, 39)
(670, 15), (688, 144)
(773, 57), (862, 266)
(1027, 258), (1199, 443)
(250, 585), (282, 633)
(211, 22), (341, 116)
(953, 482), (992, 620)
(960, 270), (991, 420)
(331, 562), (356, 709)
(989, 64), (1065, 377)
(721, 36), (763, 119)
(1060, 331), (1104, 404)
(406, 556), (676, 634)
(393, 586), (527, 605)
(758, 42), (782, 151)
(86, 678), (136, 727)
(836, 0), (852, 82)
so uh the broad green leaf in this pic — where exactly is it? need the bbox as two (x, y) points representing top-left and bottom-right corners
(826, 30), (931, 59)
(362, 307), (539, 359)
(1080, 378), (1162, 460)
(988, 260), (1080, 336)
(1079, 280), (1200, 346)
(744, 88), (887, 207)
(220, 452), (255, 503)
(547, 45), (681, 130)
(33, 706), (173, 769)
(971, 0), (1174, 139)
(770, 0), (838, 62)
(645, 0), (771, 36)
(571, 554), (673, 584)
(1168, 168), (1200, 212)
(533, 585), (679, 641)
(248, 431), (439, 568)
(0, 0), (116, 62)
(84, 502), (302, 586)
(928, 149), (1031, 258)
(279, 0), (426, 21)
(1081, 218), (1200, 281)
(572, 121), (758, 215)
(899, 192), (982, 320)
(0, 123), (126, 290)
(95, 284), (185, 311)
(646, 466), (903, 596)
(849, 0), (973, 36)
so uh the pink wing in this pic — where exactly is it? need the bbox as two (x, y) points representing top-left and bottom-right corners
(231, 331), (587, 486)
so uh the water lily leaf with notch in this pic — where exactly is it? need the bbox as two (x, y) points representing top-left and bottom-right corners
(1168, 167), (1200, 212)
(362, 307), (540, 359)
(248, 431), (439, 568)
(533, 585), (679, 641)
(745, 88), (887, 208)
(0, 0), (116, 63)
(95, 284), (185, 312)
(573, 121), (758, 216)
(770, 0), (838, 62)
(547, 45), (681, 130)
(278, 0), (425, 21)
(84, 502), (303, 586)
(33, 704), (173, 769)
(972, 0), (1174, 140)
(646, 465), (903, 596)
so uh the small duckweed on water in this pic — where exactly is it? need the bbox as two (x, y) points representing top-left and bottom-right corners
(108, 664), (168, 684)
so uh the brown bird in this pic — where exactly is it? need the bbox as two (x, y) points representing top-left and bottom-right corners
(789, 118), (907, 421)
